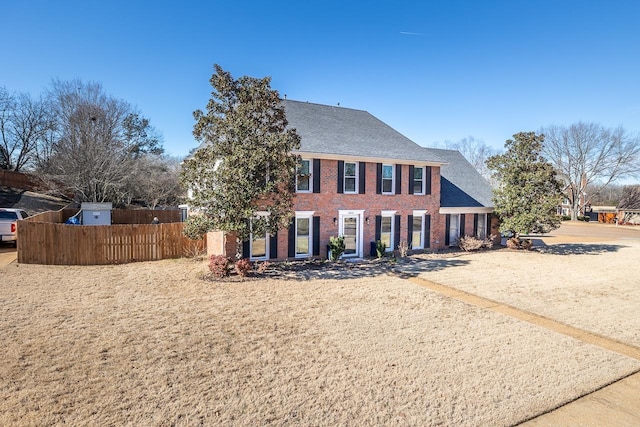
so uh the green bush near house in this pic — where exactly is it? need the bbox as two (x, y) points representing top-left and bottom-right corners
(328, 236), (345, 261)
(375, 240), (386, 258)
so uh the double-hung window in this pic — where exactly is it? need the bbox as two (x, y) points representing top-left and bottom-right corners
(296, 159), (311, 192)
(344, 162), (358, 193)
(382, 164), (394, 194)
(476, 213), (487, 239)
(413, 166), (424, 194)
(412, 213), (424, 249)
(295, 213), (313, 258)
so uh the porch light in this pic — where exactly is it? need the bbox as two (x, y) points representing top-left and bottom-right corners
(333, 217), (337, 225)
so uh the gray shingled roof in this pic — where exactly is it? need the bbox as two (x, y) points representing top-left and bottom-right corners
(426, 148), (494, 208)
(283, 100), (443, 164)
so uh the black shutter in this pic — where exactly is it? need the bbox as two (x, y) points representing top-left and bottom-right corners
(376, 163), (382, 194)
(424, 215), (431, 248)
(269, 232), (278, 259)
(242, 240), (250, 259)
(408, 165), (415, 195)
(426, 166), (432, 195)
(375, 215), (382, 242)
(287, 220), (295, 258)
(312, 216), (320, 256)
(473, 213), (479, 237)
(313, 159), (321, 193)
(395, 164), (402, 194)
(445, 214), (451, 246)
(359, 162), (366, 194)
(394, 215), (401, 250)
(407, 215), (413, 247)
(460, 214), (466, 237)
(337, 160), (344, 194)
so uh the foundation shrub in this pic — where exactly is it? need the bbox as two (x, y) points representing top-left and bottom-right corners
(234, 258), (252, 277)
(208, 255), (231, 278)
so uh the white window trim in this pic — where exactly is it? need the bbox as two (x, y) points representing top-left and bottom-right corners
(382, 164), (395, 195)
(344, 161), (359, 194)
(414, 166), (425, 195)
(412, 209), (427, 250)
(294, 211), (315, 258)
(296, 159), (312, 193)
(250, 211), (270, 261)
(380, 210), (396, 252)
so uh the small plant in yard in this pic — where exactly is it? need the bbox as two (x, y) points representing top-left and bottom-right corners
(208, 255), (231, 278)
(254, 260), (271, 274)
(506, 237), (533, 250)
(234, 258), (252, 277)
(398, 240), (409, 257)
(328, 236), (345, 261)
(459, 235), (496, 252)
(375, 240), (387, 258)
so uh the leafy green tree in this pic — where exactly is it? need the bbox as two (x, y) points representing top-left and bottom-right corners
(180, 65), (301, 241)
(486, 132), (563, 238)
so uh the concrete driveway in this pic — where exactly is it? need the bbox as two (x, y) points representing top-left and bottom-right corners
(0, 245), (17, 268)
(531, 220), (640, 244)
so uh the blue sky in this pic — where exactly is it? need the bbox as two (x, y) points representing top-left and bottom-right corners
(3, 0), (640, 158)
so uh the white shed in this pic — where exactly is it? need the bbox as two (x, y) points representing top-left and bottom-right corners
(81, 202), (112, 226)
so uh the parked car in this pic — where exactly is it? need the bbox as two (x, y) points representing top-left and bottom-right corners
(0, 208), (29, 248)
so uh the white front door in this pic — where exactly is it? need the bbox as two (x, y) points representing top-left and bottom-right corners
(338, 210), (364, 258)
(342, 216), (358, 257)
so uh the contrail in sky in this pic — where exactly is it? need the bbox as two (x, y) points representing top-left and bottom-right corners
(400, 31), (424, 36)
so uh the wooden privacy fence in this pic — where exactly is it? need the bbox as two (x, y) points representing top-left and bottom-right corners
(17, 209), (204, 265)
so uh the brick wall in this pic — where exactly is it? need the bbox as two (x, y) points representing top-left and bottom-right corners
(280, 159), (445, 259)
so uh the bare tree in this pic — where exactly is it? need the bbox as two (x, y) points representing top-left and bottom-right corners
(587, 182), (624, 206)
(130, 154), (184, 208)
(43, 79), (163, 203)
(445, 136), (498, 186)
(0, 88), (51, 171)
(541, 122), (640, 220)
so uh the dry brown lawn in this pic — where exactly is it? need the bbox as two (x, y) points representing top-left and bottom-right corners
(2, 250), (639, 426)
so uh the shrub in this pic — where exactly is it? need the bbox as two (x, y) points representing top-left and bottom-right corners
(328, 236), (345, 261)
(234, 258), (252, 277)
(208, 255), (231, 278)
(398, 240), (409, 257)
(375, 240), (387, 258)
(458, 235), (485, 252)
(506, 237), (533, 250)
(561, 215), (571, 221)
(254, 260), (271, 274)
(577, 215), (590, 222)
(459, 235), (495, 252)
(182, 215), (216, 240)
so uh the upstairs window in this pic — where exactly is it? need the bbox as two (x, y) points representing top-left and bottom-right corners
(382, 164), (394, 194)
(296, 159), (311, 192)
(344, 162), (358, 193)
(413, 166), (424, 194)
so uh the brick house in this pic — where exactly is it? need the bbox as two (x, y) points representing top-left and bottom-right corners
(202, 100), (496, 261)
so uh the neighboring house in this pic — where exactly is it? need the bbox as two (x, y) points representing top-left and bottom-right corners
(617, 185), (640, 225)
(195, 100), (496, 261)
(426, 148), (497, 246)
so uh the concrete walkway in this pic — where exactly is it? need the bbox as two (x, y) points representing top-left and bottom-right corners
(0, 249), (17, 269)
(409, 276), (640, 426)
